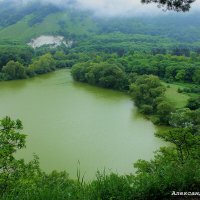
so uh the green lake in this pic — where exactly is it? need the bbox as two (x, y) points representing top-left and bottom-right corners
(0, 69), (163, 180)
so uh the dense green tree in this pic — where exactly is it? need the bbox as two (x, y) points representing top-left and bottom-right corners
(127, 73), (138, 84)
(170, 108), (200, 134)
(0, 117), (26, 194)
(175, 69), (186, 81)
(71, 62), (90, 82)
(96, 63), (128, 90)
(2, 60), (26, 80)
(140, 104), (154, 114)
(53, 51), (66, 60)
(187, 96), (200, 110)
(170, 108), (193, 128)
(156, 100), (175, 124)
(0, 46), (34, 71)
(172, 47), (191, 57)
(72, 62), (128, 90)
(156, 128), (200, 162)
(189, 109), (200, 135)
(192, 69), (200, 84)
(116, 53), (200, 84)
(129, 75), (165, 107)
(28, 53), (56, 74)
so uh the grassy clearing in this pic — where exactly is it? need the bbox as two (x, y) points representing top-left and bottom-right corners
(163, 82), (190, 108)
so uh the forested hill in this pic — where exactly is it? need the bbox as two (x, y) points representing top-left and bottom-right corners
(0, 1), (200, 52)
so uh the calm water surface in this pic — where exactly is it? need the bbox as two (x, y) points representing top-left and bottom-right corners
(0, 69), (162, 180)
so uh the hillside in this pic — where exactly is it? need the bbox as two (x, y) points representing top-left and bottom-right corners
(0, 2), (200, 52)
(0, 3), (97, 44)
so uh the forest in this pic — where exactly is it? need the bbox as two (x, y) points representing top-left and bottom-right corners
(1, 44), (200, 199)
(0, 0), (200, 199)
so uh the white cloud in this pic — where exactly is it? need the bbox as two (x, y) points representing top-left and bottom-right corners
(1, 0), (199, 17)
(75, 0), (163, 17)
(191, 0), (200, 10)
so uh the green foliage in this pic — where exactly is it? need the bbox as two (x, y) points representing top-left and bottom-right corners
(2, 60), (27, 80)
(169, 108), (200, 134)
(0, 46), (34, 70)
(53, 51), (69, 68)
(156, 128), (200, 162)
(140, 104), (153, 115)
(187, 96), (200, 110)
(71, 62), (128, 90)
(28, 53), (56, 74)
(133, 153), (200, 199)
(88, 172), (132, 200)
(156, 101), (175, 124)
(175, 69), (186, 81)
(129, 75), (165, 107)
(0, 116), (26, 194)
(119, 53), (200, 84)
(192, 69), (200, 84)
(130, 79), (174, 124)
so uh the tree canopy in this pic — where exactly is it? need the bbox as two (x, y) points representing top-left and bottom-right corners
(141, 0), (196, 12)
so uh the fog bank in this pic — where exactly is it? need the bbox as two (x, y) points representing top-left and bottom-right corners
(0, 0), (199, 17)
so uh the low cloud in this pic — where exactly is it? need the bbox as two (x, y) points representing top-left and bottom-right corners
(75, 0), (163, 17)
(1, 0), (199, 17)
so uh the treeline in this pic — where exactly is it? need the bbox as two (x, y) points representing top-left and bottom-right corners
(70, 52), (200, 85)
(72, 32), (200, 56)
(71, 58), (200, 126)
(95, 13), (200, 43)
(1, 44), (200, 85)
(0, 53), (57, 80)
(118, 53), (200, 84)
(0, 46), (34, 69)
(0, 46), (72, 81)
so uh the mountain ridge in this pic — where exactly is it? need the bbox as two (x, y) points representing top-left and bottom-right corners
(0, 2), (199, 52)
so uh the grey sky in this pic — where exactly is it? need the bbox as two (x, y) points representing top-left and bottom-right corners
(76, 0), (162, 16)
(1, 0), (200, 16)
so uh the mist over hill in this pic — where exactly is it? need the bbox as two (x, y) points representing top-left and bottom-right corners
(0, 0), (199, 52)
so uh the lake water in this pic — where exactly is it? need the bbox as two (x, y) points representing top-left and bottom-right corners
(0, 69), (162, 180)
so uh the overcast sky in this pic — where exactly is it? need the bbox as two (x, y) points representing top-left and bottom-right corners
(76, 0), (162, 16)
(1, 0), (200, 17)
